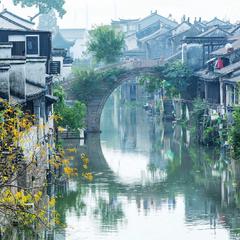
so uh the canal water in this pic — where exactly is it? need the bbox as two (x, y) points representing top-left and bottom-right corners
(56, 94), (240, 240)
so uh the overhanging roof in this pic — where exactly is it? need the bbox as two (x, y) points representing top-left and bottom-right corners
(26, 82), (45, 100)
(216, 61), (240, 76)
(211, 39), (240, 56)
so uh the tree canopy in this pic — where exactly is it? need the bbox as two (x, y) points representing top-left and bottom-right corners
(87, 26), (125, 64)
(54, 85), (86, 130)
(71, 67), (126, 103)
(9, 0), (66, 18)
(140, 61), (194, 99)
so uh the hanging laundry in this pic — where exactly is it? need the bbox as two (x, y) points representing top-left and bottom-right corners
(215, 57), (224, 69)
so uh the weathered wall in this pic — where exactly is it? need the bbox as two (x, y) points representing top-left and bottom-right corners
(26, 58), (46, 86)
(125, 33), (138, 50)
(9, 59), (26, 98)
(182, 43), (203, 71)
(0, 65), (10, 99)
(0, 43), (13, 58)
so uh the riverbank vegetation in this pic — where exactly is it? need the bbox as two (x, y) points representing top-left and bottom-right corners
(70, 68), (126, 103)
(54, 85), (86, 130)
(140, 61), (195, 99)
(229, 107), (240, 161)
(139, 61), (230, 147)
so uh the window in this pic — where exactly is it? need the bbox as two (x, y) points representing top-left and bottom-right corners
(9, 35), (25, 56)
(50, 61), (61, 75)
(26, 35), (39, 56)
(12, 41), (25, 56)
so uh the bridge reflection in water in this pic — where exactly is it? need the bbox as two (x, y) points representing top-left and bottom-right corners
(54, 95), (240, 240)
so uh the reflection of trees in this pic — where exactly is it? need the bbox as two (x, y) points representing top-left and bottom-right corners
(56, 106), (240, 240)
(56, 182), (87, 226)
(93, 197), (125, 231)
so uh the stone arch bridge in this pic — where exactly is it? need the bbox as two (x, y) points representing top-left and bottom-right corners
(86, 59), (163, 133)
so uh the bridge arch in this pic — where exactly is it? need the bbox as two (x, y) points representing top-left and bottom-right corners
(86, 65), (159, 133)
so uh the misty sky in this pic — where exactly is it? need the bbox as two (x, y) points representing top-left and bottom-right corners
(1, 0), (240, 29)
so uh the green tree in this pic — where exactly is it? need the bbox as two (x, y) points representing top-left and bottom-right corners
(140, 61), (193, 99)
(7, 0), (66, 19)
(71, 68), (126, 103)
(54, 86), (86, 130)
(229, 107), (240, 161)
(87, 26), (125, 64)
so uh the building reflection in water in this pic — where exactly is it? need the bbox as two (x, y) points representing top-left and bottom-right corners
(5, 87), (240, 240)
(61, 90), (240, 239)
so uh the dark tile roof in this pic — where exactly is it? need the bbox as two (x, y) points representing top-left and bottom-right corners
(195, 69), (219, 81)
(197, 61), (240, 81)
(26, 82), (45, 99)
(138, 27), (170, 42)
(230, 25), (240, 34)
(138, 12), (178, 29)
(211, 39), (240, 56)
(216, 61), (240, 76)
(198, 26), (232, 37)
(206, 17), (231, 26)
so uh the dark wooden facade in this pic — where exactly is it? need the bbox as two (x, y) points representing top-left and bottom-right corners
(0, 29), (52, 73)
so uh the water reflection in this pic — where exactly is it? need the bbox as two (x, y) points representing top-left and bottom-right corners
(52, 94), (240, 240)
(5, 96), (240, 239)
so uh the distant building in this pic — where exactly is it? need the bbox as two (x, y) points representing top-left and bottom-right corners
(206, 17), (232, 31)
(195, 36), (240, 119)
(138, 27), (171, 59)
(198, 26), (232, 38)
(53, 31), (74, 55)
(170, 21), (201, 54)
(59, 28), (89, 60)
(111, 18), (139, 35)
(136, 11), (178, 40)
(230, 24), (240, 36)
(112, 11), (178, 59)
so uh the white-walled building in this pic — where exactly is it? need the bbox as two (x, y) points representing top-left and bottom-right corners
(59, 28), (89, 60)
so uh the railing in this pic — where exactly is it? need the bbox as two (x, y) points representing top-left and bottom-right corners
(57, 129), (85, 140)
(95, 59), (164, 72)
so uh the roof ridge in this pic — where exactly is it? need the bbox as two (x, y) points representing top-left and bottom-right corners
(207, 17), (230, 25)
(0, 14), (30, 30)
(1, 9), (34, 25)
(139, 12), (178, 25)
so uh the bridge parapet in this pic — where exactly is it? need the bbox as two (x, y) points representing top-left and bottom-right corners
(95, 59), (164, 72)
